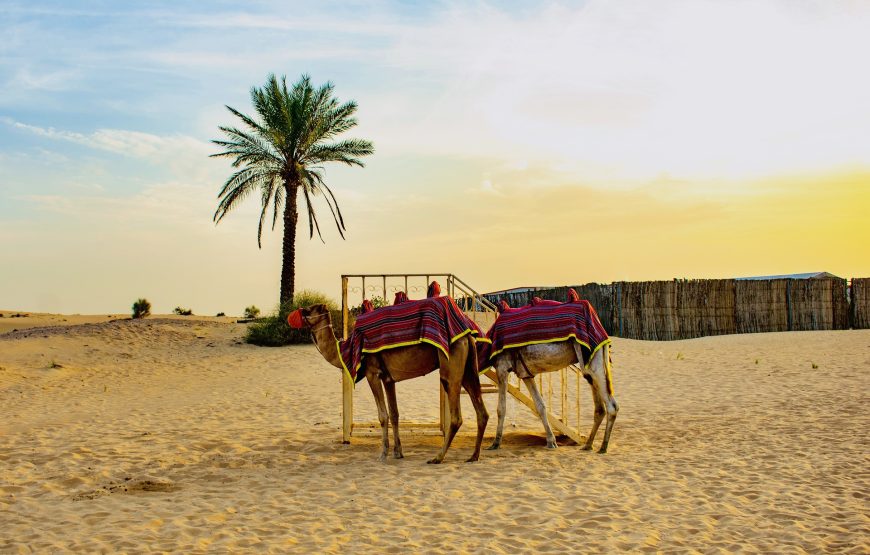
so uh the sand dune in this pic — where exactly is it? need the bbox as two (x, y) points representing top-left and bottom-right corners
(1, 316), (867, 552)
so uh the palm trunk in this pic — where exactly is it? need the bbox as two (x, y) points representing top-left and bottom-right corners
(279, 181), (298, 306)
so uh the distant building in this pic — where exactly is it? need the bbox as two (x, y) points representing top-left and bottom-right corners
(735, 271), (842, 280)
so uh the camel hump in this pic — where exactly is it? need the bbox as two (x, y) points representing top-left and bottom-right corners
(532, 296), (561, 307)
(567, 288), (581, 302)
(427, 281), (441, 298)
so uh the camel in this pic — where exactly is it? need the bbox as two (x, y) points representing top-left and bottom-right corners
(288, 303), (489, 464)
(484, 295), (619, 453)
(486, 341), (618, 453)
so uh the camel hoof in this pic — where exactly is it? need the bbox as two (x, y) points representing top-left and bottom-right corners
(465, 456), (480, 463)
(393, 452), (404, 459)
(378, 453), (387, 462)
(485, 443), (501, 451)
(545, 442), (558, 449)
(597, 447), (608, 454)
(580, 444), (593, 451)
(427, 458), (443, 465)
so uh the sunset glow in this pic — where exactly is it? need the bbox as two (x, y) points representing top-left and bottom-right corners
(2, 1), (868, 314)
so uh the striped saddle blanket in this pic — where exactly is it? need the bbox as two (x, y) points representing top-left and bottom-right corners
(339, 296), (487, 382)
(479, 296), (610, 370)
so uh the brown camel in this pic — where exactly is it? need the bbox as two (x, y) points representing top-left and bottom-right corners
(486, 341), (618, 453)
(289, 304), (489, 464)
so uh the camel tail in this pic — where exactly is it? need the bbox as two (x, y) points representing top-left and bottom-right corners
(465, 336), (480, 378)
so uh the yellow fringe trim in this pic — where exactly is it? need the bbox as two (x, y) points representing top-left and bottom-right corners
(604, 345), (615, 396)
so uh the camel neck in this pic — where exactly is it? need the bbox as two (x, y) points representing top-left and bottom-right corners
(310, 323), (344, 370)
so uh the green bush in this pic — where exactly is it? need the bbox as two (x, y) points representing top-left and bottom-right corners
(245, 290), (342, 347)
(173, 307), (193, 316)
(243, 305), (261, 319)
(132, 298), (151, 319)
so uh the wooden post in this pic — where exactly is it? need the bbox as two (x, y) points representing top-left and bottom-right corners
(561, 368), (567, 424)
(547, 373), (553, 416)
(341, 276), (352, 443)
(342, 276), (349, 340)
(576, 368), (581, 436)
(439, 387), (449, 436)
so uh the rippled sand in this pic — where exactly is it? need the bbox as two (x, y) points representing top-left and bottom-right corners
(1, 315), (867, 552)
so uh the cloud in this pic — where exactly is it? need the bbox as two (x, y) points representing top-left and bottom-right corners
(5, 118), (210, 159)
(363, 1), (870, 184)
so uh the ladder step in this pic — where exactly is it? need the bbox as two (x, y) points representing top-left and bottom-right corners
(463, 385), (499, 395)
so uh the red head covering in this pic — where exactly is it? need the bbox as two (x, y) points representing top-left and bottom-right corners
(361, 299), (374, 313)
(287, 309), (304, 328)
(567, 288), (581, 303)
(498, 300), (511, 313)
(393, 291), (409, 305)
(427, 281), (441, 298)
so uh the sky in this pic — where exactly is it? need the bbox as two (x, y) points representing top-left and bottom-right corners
(1, 0), (869, 315)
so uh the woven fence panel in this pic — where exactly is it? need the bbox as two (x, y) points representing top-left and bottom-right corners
(736, 279), (789, 333)
(831, 279), (850, 330)
(675, 280), (737, 339)
(852, 278), (870, 329)
(789, 279), (843, 331)
(574, 283), (615, 335)
(615, 281), (679, 340)
(485, 277), (858, 339)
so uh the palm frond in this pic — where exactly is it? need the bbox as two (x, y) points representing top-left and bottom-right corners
(301, 182), (324, 243)
(271, 184), (285, 231)
(256, 179), (278, 248)
(304, 138), (374, 166)
(214, 175), (261, 223)
(305, 169), (346, 238)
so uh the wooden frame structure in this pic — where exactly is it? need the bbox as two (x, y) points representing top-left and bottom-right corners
(338, 273), (588, 446)
(481, 367), (588, 446)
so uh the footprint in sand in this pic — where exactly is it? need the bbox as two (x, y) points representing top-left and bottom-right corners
(72, 477), (178, 500)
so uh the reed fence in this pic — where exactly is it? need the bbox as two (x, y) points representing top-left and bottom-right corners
(484, 277), (864, 340)
(852, 278), (870, 329)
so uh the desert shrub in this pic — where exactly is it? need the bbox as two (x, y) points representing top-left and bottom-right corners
(216, 312), (226, 317)
(132, 298), (151, 319)
(245, 290), (341, 347)
(243, 305), (261, 319)
(173, 307), (193, 316)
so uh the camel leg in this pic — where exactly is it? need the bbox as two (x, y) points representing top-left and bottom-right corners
(461, 362), (488, 462)
(428, 354), (464, 464)
(486, 360), (510, 450)
(580, 373), (605, 451)
(576, 344), (619, 454)
(383, 378), (403, 459)
(365, 371), (390, 461)
(521, 376), (558, 449)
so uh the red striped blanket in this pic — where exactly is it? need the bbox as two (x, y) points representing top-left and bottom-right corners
(339, 296), (487, 382)
(479, 299), (610, 369)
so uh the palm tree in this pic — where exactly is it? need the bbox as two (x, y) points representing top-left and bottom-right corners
(211, 74), (373, 305)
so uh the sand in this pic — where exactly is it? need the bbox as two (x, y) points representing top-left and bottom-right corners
(1, 314), (867, 553)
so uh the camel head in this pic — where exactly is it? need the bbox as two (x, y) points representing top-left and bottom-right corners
(287, 304), (331, 330)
